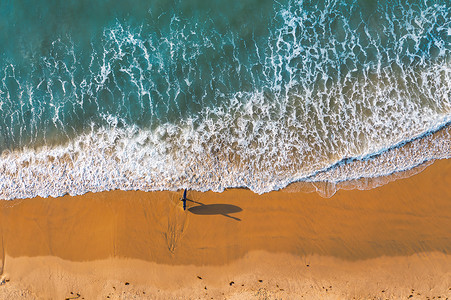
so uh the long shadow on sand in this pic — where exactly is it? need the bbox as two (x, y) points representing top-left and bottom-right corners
(187, 199), (242, 221)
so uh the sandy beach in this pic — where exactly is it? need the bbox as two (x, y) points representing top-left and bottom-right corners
(0, 158), (450, 299)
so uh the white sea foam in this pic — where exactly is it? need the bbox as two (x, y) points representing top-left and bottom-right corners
(0, 110), (450, 200)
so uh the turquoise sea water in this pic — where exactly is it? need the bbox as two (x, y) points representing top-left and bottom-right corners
(0, 0), (450, 199)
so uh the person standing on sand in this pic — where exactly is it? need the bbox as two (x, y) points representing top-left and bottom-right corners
(181, 189), (187, 210)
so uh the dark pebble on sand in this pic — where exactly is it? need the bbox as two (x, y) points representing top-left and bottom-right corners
(258, 280), (263, 283)
(197, 276), (202, 280)
(125, 282), (129, 285)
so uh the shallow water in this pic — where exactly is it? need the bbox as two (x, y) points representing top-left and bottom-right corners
(0, 0), (450, 199)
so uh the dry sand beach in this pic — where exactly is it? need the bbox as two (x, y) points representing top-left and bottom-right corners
(0, 158), (450, 299)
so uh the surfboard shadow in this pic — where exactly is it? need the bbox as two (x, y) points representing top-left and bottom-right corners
(187, 200), (242, 221)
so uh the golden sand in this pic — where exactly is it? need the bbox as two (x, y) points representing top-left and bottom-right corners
(0, 159), (450, 299)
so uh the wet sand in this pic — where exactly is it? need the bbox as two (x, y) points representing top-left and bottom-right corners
(0, 159), (451, 299)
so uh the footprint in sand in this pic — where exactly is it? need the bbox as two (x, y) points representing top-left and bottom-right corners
(0, 276), (9, 286)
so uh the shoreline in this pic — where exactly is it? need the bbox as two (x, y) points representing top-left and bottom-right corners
(1, 122), (450, 200)
(1, 158), (451, 298)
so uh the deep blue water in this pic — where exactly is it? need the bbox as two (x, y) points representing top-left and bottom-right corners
(0, 0), (450, 199)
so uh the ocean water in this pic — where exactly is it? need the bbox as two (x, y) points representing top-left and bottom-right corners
(0, 0), (450, 199)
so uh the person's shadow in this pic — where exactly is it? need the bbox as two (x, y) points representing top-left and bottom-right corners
(186, 199), (242, 221)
